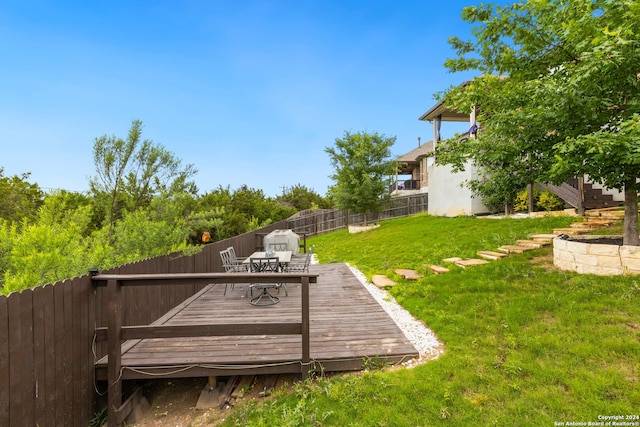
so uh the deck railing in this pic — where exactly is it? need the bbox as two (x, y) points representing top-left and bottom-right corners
(91, 271), (318, 427)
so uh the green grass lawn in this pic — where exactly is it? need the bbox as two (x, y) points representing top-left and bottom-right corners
(221, 214), (640, 426)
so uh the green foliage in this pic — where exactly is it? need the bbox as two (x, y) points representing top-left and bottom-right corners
(537, 190), (564, 212)
(89, 119), (198, 237)
(440, 0), (640, 244)
(0, 124), (322, 293)
(513, 188), (537, 212)
(199, 185), (295, 240)
(2, 200), (94, 293)
(514, 189), (564, 212)
(0, 191), (194, 294)
(88, 407), (107, 427)
(325, 131), (396, 222)
(276, 184), (331, 211)
(89, 209), (191, 267)
(0, 169), (44, 223)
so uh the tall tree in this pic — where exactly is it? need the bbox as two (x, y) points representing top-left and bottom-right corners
(89, 120), (198, 239)
(325, 131), (396, 224)
(276, 184), (331, 211)
(0, 169), (44, 223)
(441, 0), (640, 244)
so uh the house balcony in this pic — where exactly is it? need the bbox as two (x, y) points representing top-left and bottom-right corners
(390, 180), (425, 196)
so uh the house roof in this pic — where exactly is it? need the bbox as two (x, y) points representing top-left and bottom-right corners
(418, 80), (471, 122)
(396, 140), (434, 164)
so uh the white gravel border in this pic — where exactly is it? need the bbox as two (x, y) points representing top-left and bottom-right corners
(346, 264), (444, 368)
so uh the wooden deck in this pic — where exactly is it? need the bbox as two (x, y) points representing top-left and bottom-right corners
(95, 263), (418, 380)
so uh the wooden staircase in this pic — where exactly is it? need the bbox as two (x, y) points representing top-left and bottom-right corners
(539, 179), (623, 211)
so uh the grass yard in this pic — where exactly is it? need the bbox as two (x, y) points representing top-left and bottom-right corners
(221, 214), (640, 426)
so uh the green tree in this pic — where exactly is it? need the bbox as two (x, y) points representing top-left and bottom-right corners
(198, 185), (295, 240)
(325, 131), (396, 224)
(277, 184), (332, 211)
(437, 76), (553, 214)
(89, 208), (192, 268)
(1, 197), (93, 293)
(441, 0), (640, 244)
(0, 169), (44, 223)
(89, 120), (198, 239)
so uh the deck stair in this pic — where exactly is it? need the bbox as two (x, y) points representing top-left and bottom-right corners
(541, 181), (623, 211)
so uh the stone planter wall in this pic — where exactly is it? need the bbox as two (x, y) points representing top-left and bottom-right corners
(553, 235), (640, 275)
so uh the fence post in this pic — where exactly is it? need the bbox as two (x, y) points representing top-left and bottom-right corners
(300, 276), (311, 377)
(107, 279), (123, 427)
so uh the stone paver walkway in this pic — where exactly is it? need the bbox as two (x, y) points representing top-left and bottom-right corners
(368, 209), (622, 285)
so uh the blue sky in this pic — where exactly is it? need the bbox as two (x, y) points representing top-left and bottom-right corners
(1, 1), (482, 197)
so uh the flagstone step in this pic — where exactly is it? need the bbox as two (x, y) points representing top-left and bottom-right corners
(529, 233), (557, 243)
(454, 258), (490, 268)
(516, 239), (547, 248)
(477, 250), (508, 261)
(585, 209), (624, 220)
(570, 221), (613, 229)
(498, 245), (531, 254)
(429, 265), (450, 274)
(443, 257), (463, 263)
(372, 275), (396, 288)
(394, 269), (423, 280)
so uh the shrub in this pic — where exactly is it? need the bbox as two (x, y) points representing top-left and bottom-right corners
(514, 188), (564, 212)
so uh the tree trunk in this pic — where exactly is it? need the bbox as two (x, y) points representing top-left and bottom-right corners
(623, 179), (640, 246)
(528, 183), (535, 214)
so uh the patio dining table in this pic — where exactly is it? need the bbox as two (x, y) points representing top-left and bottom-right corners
(243, 250), (292, 270)
(243, 251), (292, 305)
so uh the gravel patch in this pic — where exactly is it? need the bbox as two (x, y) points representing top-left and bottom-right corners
(346, 264), (444, 368)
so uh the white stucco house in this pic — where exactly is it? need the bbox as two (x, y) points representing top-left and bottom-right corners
(391, 83), (623, 217)
(391, 88), (490, 217)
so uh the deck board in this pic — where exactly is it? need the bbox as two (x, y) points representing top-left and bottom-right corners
(95, 263), (418, 379)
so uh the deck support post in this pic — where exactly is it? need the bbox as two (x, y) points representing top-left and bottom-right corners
(107, 279), (123, 427)
(301, 276), (311, 377)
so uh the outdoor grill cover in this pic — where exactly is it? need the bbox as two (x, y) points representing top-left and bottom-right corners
(263, 229), (300, 254)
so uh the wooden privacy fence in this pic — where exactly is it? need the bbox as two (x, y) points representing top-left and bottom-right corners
(286, 193), (428, 236)
(0, 220), (288, 427)
(0, 195), (427, 426)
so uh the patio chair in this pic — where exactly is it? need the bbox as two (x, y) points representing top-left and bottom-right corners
(228, 246), (247, 265)
(220, 247), (248, 295)
(246, 256), (286, 305)
(285, 250), (312, 273)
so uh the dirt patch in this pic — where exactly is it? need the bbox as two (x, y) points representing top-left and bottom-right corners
(530, 252), (557, 271)
(126, 374), (302, 426)
(128, 378), (218, 427)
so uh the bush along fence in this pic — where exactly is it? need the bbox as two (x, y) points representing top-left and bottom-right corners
(0, 194), (427, 426)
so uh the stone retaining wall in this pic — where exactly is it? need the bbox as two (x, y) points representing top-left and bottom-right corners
(553, 235), (640, 275)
